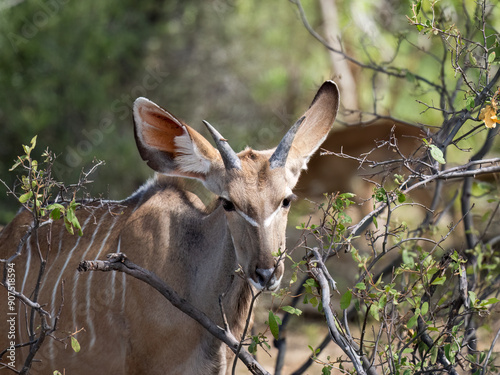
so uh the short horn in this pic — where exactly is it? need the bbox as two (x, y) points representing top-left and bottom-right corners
(203, 120), (242, 170)
(269, 116), (305, 169)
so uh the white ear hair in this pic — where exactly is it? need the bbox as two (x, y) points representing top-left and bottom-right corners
(132, 97), (224, 193)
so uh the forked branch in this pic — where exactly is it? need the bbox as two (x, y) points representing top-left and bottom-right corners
(78, 253), (271, 375)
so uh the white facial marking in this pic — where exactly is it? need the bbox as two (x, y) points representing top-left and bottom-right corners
(236, 208), (260, 228)
(264, 206), (281, 227)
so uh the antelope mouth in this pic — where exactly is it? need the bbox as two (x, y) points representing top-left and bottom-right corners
(249, 267), (283, 292)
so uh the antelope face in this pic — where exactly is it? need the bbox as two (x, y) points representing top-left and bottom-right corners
(218, 153), (295, 291)
(133, 81), (339, 293)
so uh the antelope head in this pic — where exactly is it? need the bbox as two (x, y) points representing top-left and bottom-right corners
(132, 81), (339, 291)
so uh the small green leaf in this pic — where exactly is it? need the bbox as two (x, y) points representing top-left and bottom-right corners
(65, 219), (75, 235)
(248, 338), (257, 354)
(19, 191), (33, 204)
(355, 282), (366, 290)
(466, 96), (475, 110)
(430, 345), (438, 364)
(340, 290), (352, 310)
(50, 208), (61, 220)
(369, 304), (380, 321)
(372, 216), (378, 229)
(488, 51), (496, 64)
(480, 297), (500, 306)
(71, 336), (81, 353)
(421, 301), (429, 315)
(469, 291), (477, 306)
(339, 192), (356, 199)
(268, 311), (280, 340)
(309, 296), (318, 307)
(431, 276), (446, 285)
(398, 192), (406, 203)
(429, 145), (446, 164)
(304, 278), (318, 288)
(444, 343), (452, 362)
(281, 305), (302, 316)
(19, 190), (33, 203)
(415, 0), (422, 15)
(469, 53), (477, 66)
(407, 314), (418, 329)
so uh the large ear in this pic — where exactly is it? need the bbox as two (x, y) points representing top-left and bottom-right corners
(133, 97), (224, 187)
(285, 81), (340, 187)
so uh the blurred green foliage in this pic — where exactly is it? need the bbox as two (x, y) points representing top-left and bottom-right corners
(0, 0), (327, 223)
(1, 0), (498, 224)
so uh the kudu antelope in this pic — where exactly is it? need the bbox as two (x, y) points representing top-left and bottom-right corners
(0, 81), (339, 374)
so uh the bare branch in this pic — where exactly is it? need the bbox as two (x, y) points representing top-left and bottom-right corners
(78, 253), (271, 375)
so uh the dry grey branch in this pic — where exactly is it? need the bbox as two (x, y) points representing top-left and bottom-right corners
(78, 253), (271, 375)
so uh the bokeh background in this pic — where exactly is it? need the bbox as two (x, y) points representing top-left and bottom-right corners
(1, 0), (478, 222)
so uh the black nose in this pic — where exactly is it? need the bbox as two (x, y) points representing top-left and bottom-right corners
(255, 267), (275, 288)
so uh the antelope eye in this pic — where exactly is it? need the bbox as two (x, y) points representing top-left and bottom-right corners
(221, 198), (235, 212)
(282, 194), (297, 208)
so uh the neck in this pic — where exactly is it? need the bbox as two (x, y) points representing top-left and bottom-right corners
(200, 206), (254, 338)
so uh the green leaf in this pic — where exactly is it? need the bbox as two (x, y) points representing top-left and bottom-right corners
(281, 305), (302, 316)
(304, 278), (318, 288)
(71, 336), (81, 353)
(10, 155), (27, 171)
(468, 291), (477, 306)
(372, 216), (378, 229)
(30, 135), (37, 150)
(469, 53), (477, 66)
(431, 276), (446, 285)
(421, 301), (429, 315)
(407, 314), (418, 329)
(415, 0), (422, 15)
(398, 192), (406, 203)
(430, 345), (438, 364)
(309, 296), (318, 307)
(480, 297), (500, 306)
(339, 192), (356, 199)
(268, 311), (280, 340)
(466, 96), (475, 110)
(50, 208), (61, 220)
(54, 371), (63, 375)
(19, 191), (33, 204)
(65, 219), (75, 235)
(355, 282), (366, 290)
(488, 51), (496, 63)
(429, 145), (446, 164)
(370, 304), (380, 321)
(248, 338), (257, 354)
(340, 290), (352, 310)
(373, 187), (387, 202)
